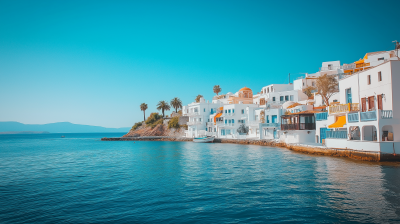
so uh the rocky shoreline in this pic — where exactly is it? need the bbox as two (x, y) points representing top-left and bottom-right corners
(101, 137), (400, 162)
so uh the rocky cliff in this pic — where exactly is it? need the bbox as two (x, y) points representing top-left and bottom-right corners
(123, 122), (185, 138)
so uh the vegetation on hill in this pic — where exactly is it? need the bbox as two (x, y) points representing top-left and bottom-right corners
(168, 116), (180, 129)
(145, 113), (163, 128)
(131, 122), (143, 131)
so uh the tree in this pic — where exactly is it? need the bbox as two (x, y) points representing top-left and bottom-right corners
(303, 86), (317, 98)
(237, 124), (249, 135)
(316, 74), (339, 106)
(170, 97), (182, 113)
(195, 95), (203, 103)
(213, 85), (221, 95)
(140, 103), (148, 121)
(157, 100), (170, 117)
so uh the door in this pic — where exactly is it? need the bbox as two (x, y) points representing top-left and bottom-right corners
(273, 130), (278, 139)
(320, 128), (329, 143)
(346, 88), (352, 104)
(377, 95), (382, 110)
(272, 115), (277, 123)
(361, 98), (367, 112)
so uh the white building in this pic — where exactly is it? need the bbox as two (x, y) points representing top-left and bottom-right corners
(315, 59), (400, 154)
(182, 98), (223, 137)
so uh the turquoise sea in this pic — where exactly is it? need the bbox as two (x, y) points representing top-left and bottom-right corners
(0, 133), (400, 223)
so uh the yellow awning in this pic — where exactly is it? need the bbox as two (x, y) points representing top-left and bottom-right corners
(355, 58), (364, 64)
(328, 116), (346, 128)
(214, 113), (222, 124)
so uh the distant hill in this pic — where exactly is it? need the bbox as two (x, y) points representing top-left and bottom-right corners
(0, 131), (50, 135)
(0, 122), (130, 133)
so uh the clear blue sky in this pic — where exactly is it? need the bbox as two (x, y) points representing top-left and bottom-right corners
(1, 0), (399, 128)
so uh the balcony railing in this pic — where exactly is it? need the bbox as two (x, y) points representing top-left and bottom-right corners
(187, 121), (202, 125)
(281, 123), (315, 130)
(316, 112), (328, 121)
(360, 110), (377, 122)
(186, 112), (200, 116)
(326, 130), (348, 139)
(381, 110), (393, 119)
(329, 103), (359, 114)
(348, 113), (359, 123)
(263, 123), (280, 127)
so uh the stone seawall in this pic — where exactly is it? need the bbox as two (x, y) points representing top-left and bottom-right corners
(101, 137), (400, 162)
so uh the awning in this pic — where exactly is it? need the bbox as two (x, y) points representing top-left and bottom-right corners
(355, 58), (364, 64)
(214, 113), (222, 124)
(328, 116), (346, 128)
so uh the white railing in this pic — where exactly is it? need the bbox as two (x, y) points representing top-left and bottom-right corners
(187, 121), (202, 126)
(186, 112), (200, 116)
(381, 110), (393, 119)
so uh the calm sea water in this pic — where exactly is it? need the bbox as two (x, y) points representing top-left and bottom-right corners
(1, 133), (400, 223)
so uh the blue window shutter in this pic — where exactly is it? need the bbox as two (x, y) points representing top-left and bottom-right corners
(232, 119), (235, 123)
(233, 109), (235, 113)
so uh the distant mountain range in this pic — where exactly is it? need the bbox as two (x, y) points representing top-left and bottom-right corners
(0, 122), (130, 133)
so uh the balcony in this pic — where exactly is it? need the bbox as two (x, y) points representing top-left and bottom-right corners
(328, 103), (359, 114)
(348, 113), (359, 123)
(186, 112), (200, 116)
(262, 123), (280, 127)
(360, 110), (377, 122)
(187, 121), (202, 126)
(381, 110), (393, 119)
(206, 122), (214, 126)
(281, 123), (315, 131)
(316, 112), (328, 121)
(326, 130), (347, 139)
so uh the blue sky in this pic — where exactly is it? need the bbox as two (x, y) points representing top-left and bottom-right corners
(1, 0), (399, 128)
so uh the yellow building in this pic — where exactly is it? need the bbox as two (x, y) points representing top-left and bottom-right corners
(227, 87), (253, 104)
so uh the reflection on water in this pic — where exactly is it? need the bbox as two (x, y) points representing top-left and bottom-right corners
(0, 133), (399, 223)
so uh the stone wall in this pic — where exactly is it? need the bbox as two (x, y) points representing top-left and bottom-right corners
(178, 116), (189, 125)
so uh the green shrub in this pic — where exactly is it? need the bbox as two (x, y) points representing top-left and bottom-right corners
(168, 116), (180, 129)
(145, 113), (163, 129)
(131, 122), (142, 131)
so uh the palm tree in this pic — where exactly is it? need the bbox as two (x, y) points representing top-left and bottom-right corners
(195, 94), (203, 103)
(157, 100), (170, 117)
(140, 103), (148, 121)
(213, 85), (221, 95)
(170, 97), (182, 113)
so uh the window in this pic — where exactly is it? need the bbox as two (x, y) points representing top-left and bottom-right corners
(280, 96), (284, 101)
(328, 64), (332, 70)
(206, 127), (207, 131)
(312, 81), (315, 87)
(290, 95), (294, 101)
(204, 108), (205, 112)
(226, 129), (231, 135)
(378, 71), (382, 81)
(367, 75), (371, 85)
(225, 110), (227, 113)
(228, 109), (231, 113)
(285, 95), (289, 101)
(232, 109), (234, 113)
(346, 88), (352, 104)
(368, 96), (375, 110)
(255, 115), (259, 120)
(221, 129), (225, 136)
(267, 87), (269, 93)
(272, 115), (277, 123)
(333, 99), (338, 102)
(199, 118), (201, 122)
(271, 86), (273, 92)
(241, 109), (245, 114)
(378, 57), (384, 61)
(266, 115), (269, 123)
(273, 97), (276, 101)
(214, 128), (216, 132)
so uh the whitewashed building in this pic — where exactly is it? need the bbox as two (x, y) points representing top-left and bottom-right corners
(316, 59), (400, 154)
